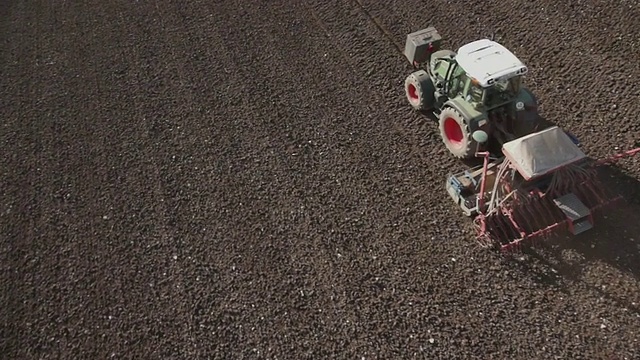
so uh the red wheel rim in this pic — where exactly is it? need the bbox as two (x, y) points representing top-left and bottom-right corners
(444, 117), (464, 147)
(407, 83), (419, 103)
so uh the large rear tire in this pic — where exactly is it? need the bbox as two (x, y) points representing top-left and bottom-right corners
(404, 70), (435, 111)
(438, 107), (477, 159)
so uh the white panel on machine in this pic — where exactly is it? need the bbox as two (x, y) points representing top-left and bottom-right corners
(502, 126), (587, 180)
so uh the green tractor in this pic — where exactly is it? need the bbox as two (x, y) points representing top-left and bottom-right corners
(403, 27), (544, 158)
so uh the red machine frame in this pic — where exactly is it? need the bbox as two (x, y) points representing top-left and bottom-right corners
(471, 145), (640, 253)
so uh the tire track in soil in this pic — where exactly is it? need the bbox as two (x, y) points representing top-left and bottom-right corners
(65, 4), (185, 357)
(73, 3), (174, 356)
(303, 0), (472, 230)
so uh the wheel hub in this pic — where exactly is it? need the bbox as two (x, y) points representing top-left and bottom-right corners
(444, 117), (464, 147)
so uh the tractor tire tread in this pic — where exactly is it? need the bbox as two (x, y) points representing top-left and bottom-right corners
(404, 70), (435, 111)
(438, 106), (477, 159)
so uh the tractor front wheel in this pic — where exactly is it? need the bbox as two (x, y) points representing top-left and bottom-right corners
(404, 70), (435, 111)
(438, 107), (477, 159)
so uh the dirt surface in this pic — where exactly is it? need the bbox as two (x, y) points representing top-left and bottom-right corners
(2, 0), (640, 358)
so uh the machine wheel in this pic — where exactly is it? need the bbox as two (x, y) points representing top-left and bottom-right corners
(438, 107), (477, 159)
(404, 70), (435, 111)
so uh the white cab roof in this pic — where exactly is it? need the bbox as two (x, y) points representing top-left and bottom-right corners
(456, 39), (528, 87)
(502, 126), (587, 180)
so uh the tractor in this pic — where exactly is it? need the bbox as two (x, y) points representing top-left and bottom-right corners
(403, 27), (543, 159)
(400, 28), (640, 251)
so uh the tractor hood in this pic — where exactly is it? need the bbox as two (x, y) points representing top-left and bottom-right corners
(502, 126), (587, 180)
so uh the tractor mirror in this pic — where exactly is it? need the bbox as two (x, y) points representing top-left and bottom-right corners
(472, 130), (489, 144)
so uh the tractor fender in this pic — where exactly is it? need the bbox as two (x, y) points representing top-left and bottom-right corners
(514, 87), (538, 111)
(443, 97), (486, 131)
(513, 87), (543, 135)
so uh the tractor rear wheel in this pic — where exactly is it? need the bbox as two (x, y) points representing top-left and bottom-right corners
(438, 107), (477, 159)
(404, 70), (435, 111)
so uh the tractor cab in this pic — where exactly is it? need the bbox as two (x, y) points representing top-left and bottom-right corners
(404, 29), (541, 159)
(431, 39), (528, 110)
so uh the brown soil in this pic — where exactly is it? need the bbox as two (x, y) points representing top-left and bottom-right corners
(1, 0), (639, 359)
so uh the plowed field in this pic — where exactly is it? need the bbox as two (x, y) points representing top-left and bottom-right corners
(2, 1), (640, 358)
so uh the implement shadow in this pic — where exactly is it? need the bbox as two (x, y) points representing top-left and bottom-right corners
(504, 163), (640, 314)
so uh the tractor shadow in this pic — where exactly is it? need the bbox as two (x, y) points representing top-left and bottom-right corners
(504, 163), (640, 314)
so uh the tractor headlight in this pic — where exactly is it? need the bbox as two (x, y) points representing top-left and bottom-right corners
(515, 101), (525, 111)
